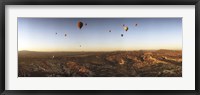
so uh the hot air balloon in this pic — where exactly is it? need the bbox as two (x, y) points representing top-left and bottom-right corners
(56, 32), (57, 35)
(109, 30), (111, 32)
(85, 23), (87, 26)
(77, 21), (83, 29)
(135, 24), (138, 26)
(65, 34), (67, 37)
(124, 26), (128, 31)
(80, 45), (82, 47)
(121, 34), (123, 37)
(123, 24), (125, 27)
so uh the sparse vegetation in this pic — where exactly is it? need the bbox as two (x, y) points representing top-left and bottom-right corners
(18, 50), (182, 77)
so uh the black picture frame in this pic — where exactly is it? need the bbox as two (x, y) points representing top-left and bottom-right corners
(0, 0), (200, 95)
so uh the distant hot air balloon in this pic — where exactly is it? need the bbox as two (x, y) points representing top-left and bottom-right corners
(56, 32), (57, 35)
(77, 21), (83, 29)
(80, 45), (82, 47)
(85, 23), (87, 26)
(135, 24), (138, 26)
(123, 24), (125, 27)
(121, 34), (123, 37)
(109, 30), (111, 32)
(65, 34), (67, 37)
(124, 26), (128, 31)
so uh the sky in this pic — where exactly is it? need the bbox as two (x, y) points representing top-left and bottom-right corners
(18, 18), (182, 52)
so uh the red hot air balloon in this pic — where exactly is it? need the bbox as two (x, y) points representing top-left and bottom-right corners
(77, 21), (83, 29)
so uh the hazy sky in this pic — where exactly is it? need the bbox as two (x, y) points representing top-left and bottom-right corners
(18, 18), (182, 51)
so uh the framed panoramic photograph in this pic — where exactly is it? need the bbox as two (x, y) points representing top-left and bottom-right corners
(0, 0), (200, 95)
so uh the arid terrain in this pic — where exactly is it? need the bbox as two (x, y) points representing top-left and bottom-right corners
(18, 50), (182, 77)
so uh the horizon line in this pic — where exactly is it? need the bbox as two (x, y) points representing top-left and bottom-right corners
(18, 49), (182, 52)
